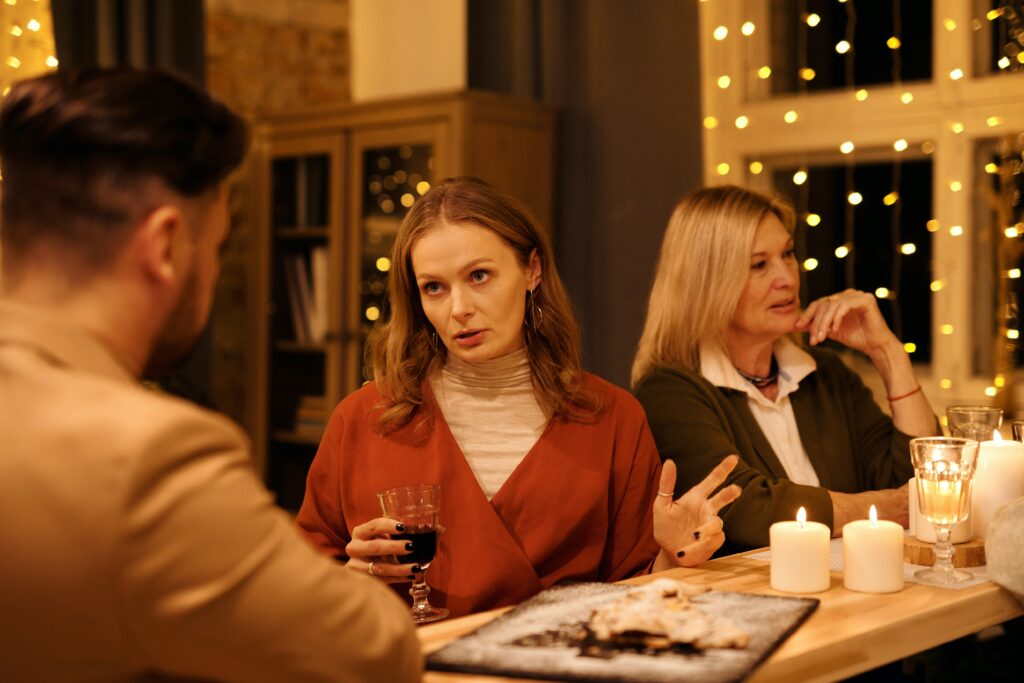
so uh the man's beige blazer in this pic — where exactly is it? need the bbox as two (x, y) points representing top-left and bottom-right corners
(0, 299), (422, 682)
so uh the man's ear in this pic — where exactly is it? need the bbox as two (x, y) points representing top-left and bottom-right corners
(527, 249), (542, 291)
(136, 205), (186, 285)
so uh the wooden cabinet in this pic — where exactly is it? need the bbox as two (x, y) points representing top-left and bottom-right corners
(249, 92), (556, 509)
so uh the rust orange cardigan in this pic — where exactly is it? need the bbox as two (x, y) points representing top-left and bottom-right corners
(296, 373), (661, 617)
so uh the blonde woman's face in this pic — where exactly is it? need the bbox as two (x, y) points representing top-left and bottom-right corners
(727, 213), (800, 345)
(411, 220), (541, 363)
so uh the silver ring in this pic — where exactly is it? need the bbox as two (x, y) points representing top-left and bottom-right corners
(656, 491), (674, 497)
(367, 561), (376, 576)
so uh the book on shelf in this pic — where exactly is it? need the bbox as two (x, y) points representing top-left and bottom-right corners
(294, 394), (327, 435)
(281, 248), (329, 344)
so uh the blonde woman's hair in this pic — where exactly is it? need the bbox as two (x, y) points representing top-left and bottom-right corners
(368, 177), (601, 434)
(631, 185), (796, 387)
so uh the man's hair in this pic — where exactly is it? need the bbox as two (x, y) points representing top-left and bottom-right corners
(0, 67), (248, 269)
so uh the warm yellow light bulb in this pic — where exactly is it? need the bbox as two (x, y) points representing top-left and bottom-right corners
(930, 280), (945, 292)
(900, 91), (914, 104)
(45, 55), (58, 68)
(716, 162), (730, 176)
(848, 192), (863, 205)
(807, 213), (821, 227)
(904, 342), (917, 353)
(943, 18), (957, 31)
(741, 22), (756, 36)
(840, 141), (855, 154)
(793, 169), (808, 185)
(376, 257), (391, 272)
(884, 192), (899, 206)
(875, 287), (890, 298)
(799, 67), (816, 81)
(6, 56), (21, 69)
(365, 306), (381, 322)
(893, 139), (908, 152)
(985, 386), (998, 397)
(900, 242), (916, 255)
(941, 324), (954, 335)
(949, 180), (963, 192)
(949, 68), (964, 80)
(783, 110), (798, 124)
(805, 13), (821, 27)
(758, 66), (772, 79)
(713, 25), (729, 41)
(835, 40), (851, 54)
(400, 193), (415, 208)
(988, 9), (1003, 21)
(835, 245), (850, 258)
(987, 116), (1004, 127)
(855, 89), (869, 101)
(1005, 227), (1020, 238)
(940, 378), (953, 389)
(749, 161), (764, 175)
(1005, 329), (1018, 340)
(950, 121), (965, 134)
(718, 75), (731, 89)
(926, 219), (940, 232)
(26, 18), (40, 31)
(985, 162), (999, 174)
(803, 258), (819, 271)
(1010, 268), (1022, 279)
(950, 225), (964, 237)
(703, 116), (719, 129)
(416, 181), (431, 195)
(887, 36), (901, 49)
(995, 375), (1006, 388)
(735, 115), (749, 129)
(999, 56), (1011, 70)
(10, 25), (22, 36)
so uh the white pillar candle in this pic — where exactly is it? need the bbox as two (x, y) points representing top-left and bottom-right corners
(843, 505), (904, 593)
(770, 507), (831, 593)
(971, 436), (1024, 540)
(909, 477), (972, 543)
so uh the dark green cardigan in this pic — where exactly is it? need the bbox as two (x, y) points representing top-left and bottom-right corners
(633, 347), (915, 553)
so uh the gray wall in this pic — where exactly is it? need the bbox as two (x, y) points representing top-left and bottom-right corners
(470, 0), (705, 388)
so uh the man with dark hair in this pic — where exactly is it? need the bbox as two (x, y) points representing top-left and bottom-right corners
(0, 68), (422, 682)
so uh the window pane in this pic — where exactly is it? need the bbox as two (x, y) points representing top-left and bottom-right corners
(771, 158), (934, 361)
(769, 0), (933, 95)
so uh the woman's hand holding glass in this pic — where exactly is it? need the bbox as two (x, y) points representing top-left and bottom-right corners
(652, 455), (742, 570)
(345, 518), (420, 584)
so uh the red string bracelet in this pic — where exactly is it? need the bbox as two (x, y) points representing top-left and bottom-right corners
(888, 385), (922, 403)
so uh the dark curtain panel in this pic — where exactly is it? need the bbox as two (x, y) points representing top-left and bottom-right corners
(51, 0), (205, 83)
(49, 0), (213, 406)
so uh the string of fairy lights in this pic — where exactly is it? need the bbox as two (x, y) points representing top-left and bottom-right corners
(701, 0), (1024, 402)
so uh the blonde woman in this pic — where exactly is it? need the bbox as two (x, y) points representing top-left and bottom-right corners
(632, 185), (938, 553)
(297, 178), (741, 617)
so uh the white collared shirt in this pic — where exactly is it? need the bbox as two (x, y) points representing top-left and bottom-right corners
(700, 338), (820, 486)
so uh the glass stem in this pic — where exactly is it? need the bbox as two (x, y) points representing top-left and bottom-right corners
(409, 569), (431, 612)
(933, 526), (955, 573)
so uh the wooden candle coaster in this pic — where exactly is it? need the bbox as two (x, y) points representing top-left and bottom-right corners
(903, 537), (986, 568)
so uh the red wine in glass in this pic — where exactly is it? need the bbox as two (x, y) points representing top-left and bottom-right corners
(392, 527), (437, 566)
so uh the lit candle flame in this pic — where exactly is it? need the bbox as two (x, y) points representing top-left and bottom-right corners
(869, 504), (878, 525)
(797, 506), (807, 528)
(993, 430), (1003, 442)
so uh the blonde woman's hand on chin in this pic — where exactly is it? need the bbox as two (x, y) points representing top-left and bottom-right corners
(794, 289), (898, 355)
(652, 455), (742, 572)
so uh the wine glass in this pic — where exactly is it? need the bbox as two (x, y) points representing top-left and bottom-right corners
(909, 437), (979, 585)
(1010, 419), (1024, 442)
(946, 405), (1002, 442)
(377, 484), (448, 624)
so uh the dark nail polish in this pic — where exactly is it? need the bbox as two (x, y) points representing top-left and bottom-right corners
(676, 550), (686, 558)
(407, 574), (416, 580)
(694, 531), (701, 540)
(405, 542), (415, 551)
(395, 523), (406, 532)
(412, 565), (422, 573)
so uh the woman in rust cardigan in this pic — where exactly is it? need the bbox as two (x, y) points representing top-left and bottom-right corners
(296, 178), (740, 618)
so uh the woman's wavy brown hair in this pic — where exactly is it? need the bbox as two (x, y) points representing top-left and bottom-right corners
(367, 177), (601, 434)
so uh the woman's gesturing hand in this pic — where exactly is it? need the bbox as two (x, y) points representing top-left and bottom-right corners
(344, 517), (420, 584)
(795, 289), (898, 355)
(653, 455), (742, 569)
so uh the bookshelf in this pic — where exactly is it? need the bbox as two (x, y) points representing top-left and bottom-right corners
(250, 92), (556, 509)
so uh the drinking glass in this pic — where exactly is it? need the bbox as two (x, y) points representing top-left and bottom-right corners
(377, 484), (448, 623)
(946, 405), (1002, 442)
(1011, 419), (1024, 442)
(909, 437), (979, 585)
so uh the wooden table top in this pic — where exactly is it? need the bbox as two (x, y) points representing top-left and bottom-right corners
(418, 552), (1024, 683)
